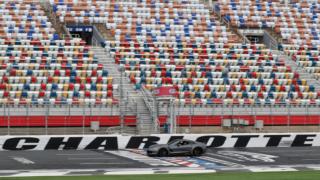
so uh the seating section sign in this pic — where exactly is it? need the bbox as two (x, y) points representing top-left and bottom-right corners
(0, 133), (319, 151)
(67, 26), (93, 32)
(153, 87), (176, 97)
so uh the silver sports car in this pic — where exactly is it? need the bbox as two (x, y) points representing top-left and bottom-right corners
(146, 139), (207, 157)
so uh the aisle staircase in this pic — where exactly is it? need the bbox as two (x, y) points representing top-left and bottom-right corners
(277, 51), (320, 91)
(41, 2), (71, 38)
(91, 47), (157, 135)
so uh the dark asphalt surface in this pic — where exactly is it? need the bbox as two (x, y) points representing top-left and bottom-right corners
(0, 147), (320, 170)
(207, 147), (320, 166)
(0, 150), (150, 170)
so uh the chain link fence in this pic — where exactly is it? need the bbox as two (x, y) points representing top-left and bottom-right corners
(1, 100), (320, 135)
(159, 104), (320, 134)
(0, 104), (137, 135)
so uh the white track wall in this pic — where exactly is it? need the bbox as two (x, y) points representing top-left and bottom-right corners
(0, 133), (320, 151)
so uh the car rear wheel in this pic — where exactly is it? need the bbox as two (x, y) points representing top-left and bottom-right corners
(192, 147), (203, 156)
(157, 148), (169, 157)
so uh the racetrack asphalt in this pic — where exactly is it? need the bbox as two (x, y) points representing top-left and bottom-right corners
(1, 146), (320, 171)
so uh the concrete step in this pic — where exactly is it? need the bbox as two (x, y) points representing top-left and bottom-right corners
(140, 122), (152, 125)
(93, 46), (156, 134)
(139, 117), (152, 120)
(278, 52), (320, 91)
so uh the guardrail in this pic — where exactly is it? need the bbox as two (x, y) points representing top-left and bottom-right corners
(264, 30), (279, 50)
(92, 25), (106, 47)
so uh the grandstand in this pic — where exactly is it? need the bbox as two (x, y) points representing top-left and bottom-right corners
(0, 0), (319, 135)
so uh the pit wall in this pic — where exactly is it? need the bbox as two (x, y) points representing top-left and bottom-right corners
(0, 133), (319, 151)
(1, 115), (320, 126)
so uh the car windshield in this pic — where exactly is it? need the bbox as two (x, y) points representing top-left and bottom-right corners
(168, 139), (182, 145)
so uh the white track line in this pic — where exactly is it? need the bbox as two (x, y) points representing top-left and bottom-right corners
(198, 156), (244, 167)
(80, 162), (133, 165)
(11, 171), (68, 177)
(306, 165), (320, 170)
(11, 157), (34, 165)
(1, 166), (320, 177)
(206, 153), (245, 162)
(107, 150), (178, 166)
(259, 150), (316, 153)
(105, 171), (154, 175)
(56, 154), (97, 156)
(168, 170), (216, 174)
(68, 157), (116, 160)
(248, 167), (298, 172)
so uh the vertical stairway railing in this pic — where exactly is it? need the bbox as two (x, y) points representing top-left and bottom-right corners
(92, 26), (106, 47)
(140, 86), (160, 133)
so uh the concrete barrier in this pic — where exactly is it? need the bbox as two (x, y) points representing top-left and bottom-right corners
(0, 133), (319, 151)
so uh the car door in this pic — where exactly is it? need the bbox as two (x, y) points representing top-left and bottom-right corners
(169, 140), (191, 154)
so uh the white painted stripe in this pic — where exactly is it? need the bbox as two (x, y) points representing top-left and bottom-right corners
(260, 150), (316, 153)
(105, 171), (154, 175)
(107, 150), (178, 166)
(171, 161), (200, 168)
(104, 169), (216, 175)
(12, 157), (35, 165)
(207, 153), (245, 162)
(56, 154), (97, 156)
(215, 151), (278, 163)
(80, 162), (132, 165)
(168, 170), (216, 174)
(248, 167), (298, 172)
(306, 165), (320, 170)
(0, 170), (21, 174)
(11, 172), (67, 177)
(199, 156), (244, 167)
(68, 157), (116, 160)
(70, 174), (92, 176)
(219, 167), (250, 171)
(0, 169), (96, 174)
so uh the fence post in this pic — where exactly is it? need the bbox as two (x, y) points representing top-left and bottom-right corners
(305, 105), (309, 126)
(192, 103), (195, 131)
(119, 65), (125, 134)
(68, 104), (71, 135)
(45, 104), (49, 135)
(189, 104), (192, 131)
(251, 105), (255, 127)
(177, 102), (180, 133)
(90, 105), (93, 134)
(5, 104), (10, 135)
(287, 105), (291, 132)
(221, 104), (224, 127)
(231, 105), (234, 120)
(269, 105), (273, 129)
(210, 105), (214, 128)
(27, 104), (30, 135)
(136, 101), (139, 134)
(82, 104), (85, 135)
(318, 106), (320, 132)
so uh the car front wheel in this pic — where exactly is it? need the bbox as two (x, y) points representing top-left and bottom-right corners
(157, 148), (169, 157)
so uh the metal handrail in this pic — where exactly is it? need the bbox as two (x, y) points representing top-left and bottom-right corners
(141, 86), (160, 132)
(140, 86), (154, 113)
